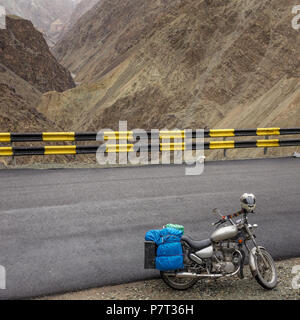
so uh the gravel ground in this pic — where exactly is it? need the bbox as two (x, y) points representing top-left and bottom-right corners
(41, 257), (300, 300)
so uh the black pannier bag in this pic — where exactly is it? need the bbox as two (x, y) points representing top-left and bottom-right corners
(144, 241), (156, 269)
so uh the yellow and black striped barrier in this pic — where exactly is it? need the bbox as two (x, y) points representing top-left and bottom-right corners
(0, 128), (300, 142)
(0, 139), (299, 156)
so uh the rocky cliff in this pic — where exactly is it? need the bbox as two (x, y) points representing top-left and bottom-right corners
(0, 63), (56, 132)
(0, 0), (77, 45)
(0, 13), (80, 165)
(47, 0), (299, 129)
(41, 0), (300, 160)
(0, 61), (77, 166)
(0, 15), (76, 134)
(0, 15), (75, 93)
(59, 0), (101, 41)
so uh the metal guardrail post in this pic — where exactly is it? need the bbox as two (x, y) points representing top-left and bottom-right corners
(223, 137), (227, 158)
(12, 142), (16, 166)
(264, 136), (269, 155)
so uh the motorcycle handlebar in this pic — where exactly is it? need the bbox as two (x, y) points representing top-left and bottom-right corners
(212, 219), (226, 226)
(213, 210), (255, 226)
(222, 210), (244, 220)
(213, 210), (245, 225)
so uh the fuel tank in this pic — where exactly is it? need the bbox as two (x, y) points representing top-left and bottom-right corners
(210, 225), (238, 242)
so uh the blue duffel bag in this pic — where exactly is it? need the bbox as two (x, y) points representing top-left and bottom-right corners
(145, 228), (184, 271)
(145, 227), (183, 244)
(156, 254), (184, 271)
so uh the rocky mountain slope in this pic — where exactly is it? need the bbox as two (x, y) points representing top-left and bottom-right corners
(0, 12), (85, 165)
(0, 0), (103, 46)
(0, 62), (78, 166)
(46, 0), (299, 136)
(0, 63), (52, 131)
(0, 15), (76, 137)
(0, 15), (75, 93)
(59, 0), (100, 41)
(0, 0), (77, 45)
(53, 0), (181, 83)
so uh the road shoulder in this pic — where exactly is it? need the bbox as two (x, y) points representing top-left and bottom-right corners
(40, 257), (300, 300)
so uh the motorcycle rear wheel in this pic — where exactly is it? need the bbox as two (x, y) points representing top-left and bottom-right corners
(160, 271), (198, 290)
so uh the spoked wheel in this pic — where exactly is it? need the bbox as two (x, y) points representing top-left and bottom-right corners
(253, 248), (277, 290)
(160, 271), (198, 290)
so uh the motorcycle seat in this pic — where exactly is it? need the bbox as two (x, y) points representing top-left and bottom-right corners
(181, 235), (211, 251)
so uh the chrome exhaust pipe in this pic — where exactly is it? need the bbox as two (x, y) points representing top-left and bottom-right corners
(165, 265), (241, 279)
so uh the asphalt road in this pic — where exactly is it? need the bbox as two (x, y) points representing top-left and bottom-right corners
(0, 158), (299, 299)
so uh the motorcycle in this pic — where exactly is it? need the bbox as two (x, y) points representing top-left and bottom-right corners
(160, 207), (278, 290)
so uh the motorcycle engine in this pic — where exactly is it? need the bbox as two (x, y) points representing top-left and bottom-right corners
(212, 242), (240, 274)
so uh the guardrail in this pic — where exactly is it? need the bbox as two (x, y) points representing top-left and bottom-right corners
(0, 128), (299, 157)
(0, 128), (300, 142)
(0, 140), (300, 156)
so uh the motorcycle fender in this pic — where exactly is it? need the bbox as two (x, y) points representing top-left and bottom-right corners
(249, 246), (266, 277)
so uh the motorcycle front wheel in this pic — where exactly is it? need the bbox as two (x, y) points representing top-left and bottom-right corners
(253, 248), (277, 290)
(160, 271), (198, 290)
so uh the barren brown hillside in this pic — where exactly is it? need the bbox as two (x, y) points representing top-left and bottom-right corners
(39, 0), (300, 159)
(0, 63), (68, 166)
(58, 0), (101, 42)
(0, 15), (76, 132)
(0, 63), (51, 132)
(0, 15), (75, 131)
(0, 15), (75, 93)
(0, 0), (77, 45)
(0, 16), (77, 165)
